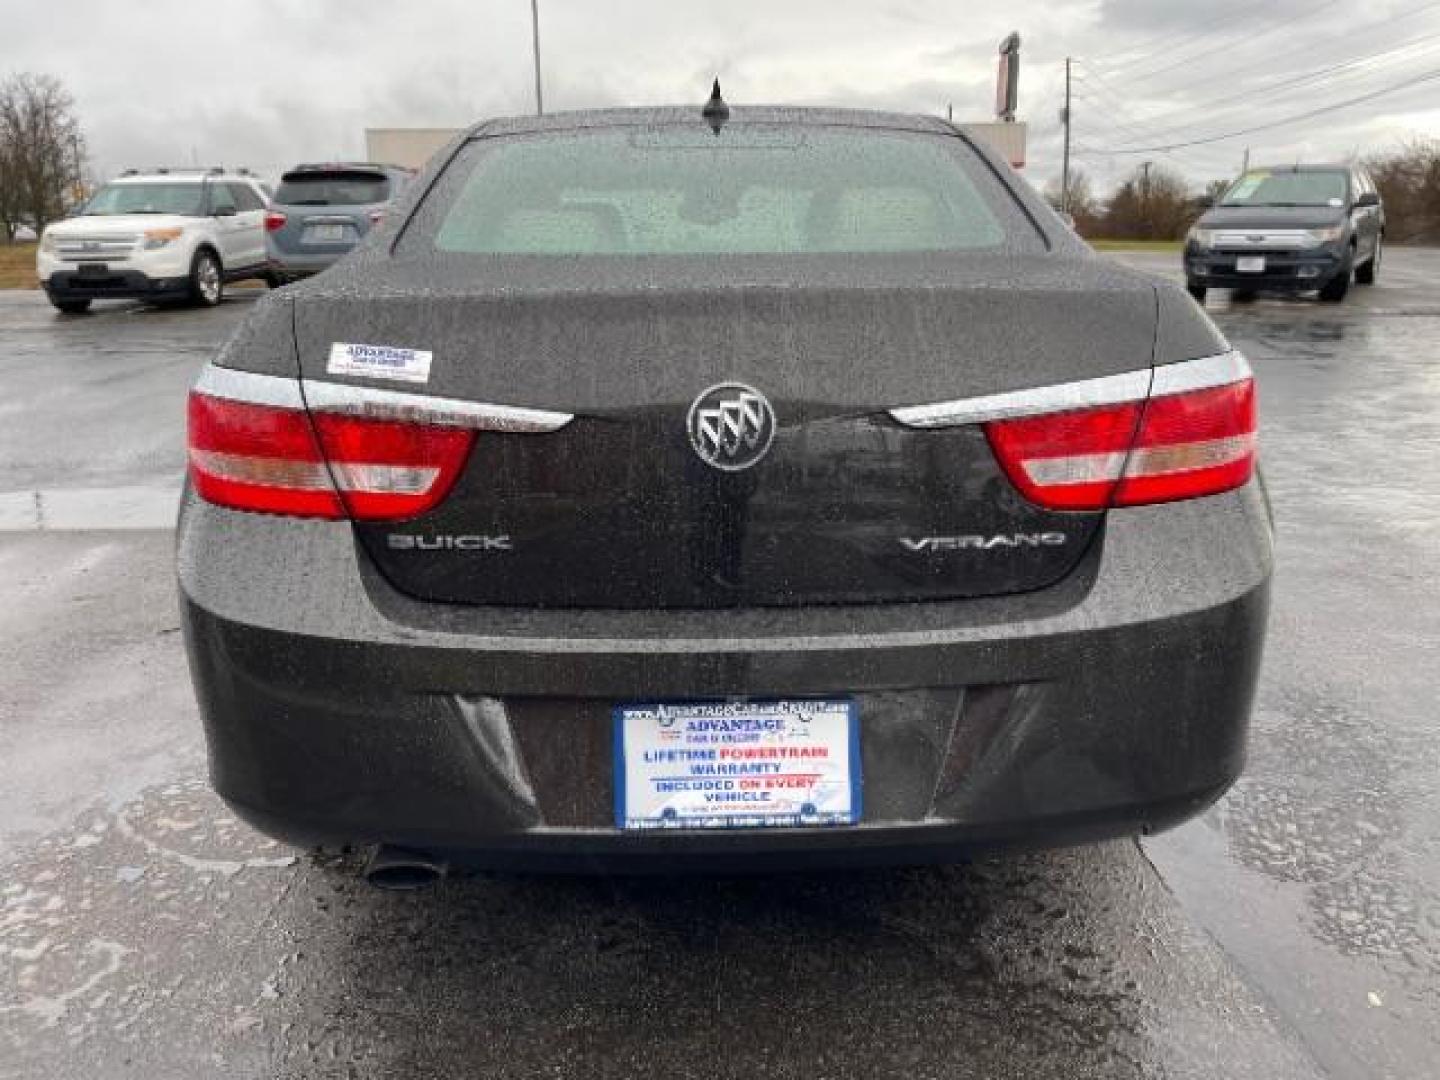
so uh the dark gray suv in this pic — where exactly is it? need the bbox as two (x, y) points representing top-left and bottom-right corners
(1184, 164), (1384, 303)
(264, 163), (413, 282)
(180, 104), (1271, 884)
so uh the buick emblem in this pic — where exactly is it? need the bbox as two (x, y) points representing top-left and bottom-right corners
(686, 382), (776, 472)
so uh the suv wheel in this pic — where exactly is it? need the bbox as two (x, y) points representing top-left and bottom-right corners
(189, 249), (224, 307)
(50, 297), (91, 315)
(1355, 239), (1381, 285)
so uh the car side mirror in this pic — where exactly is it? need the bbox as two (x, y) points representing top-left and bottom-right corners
(1196, 194), (1215, 209)
(213, 205), (237, 218)
(1354, 191), (1380, 208)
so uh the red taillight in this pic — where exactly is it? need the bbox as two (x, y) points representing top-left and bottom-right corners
(368, 209), (386, 225)
(310, 412), (473, 520)
(264, 210), (287, 232)
(187, 392), (474, 521)
(188, 393), (342, 518)
(1114, 380), (1256, 506)
(986, 377), (1256, 510)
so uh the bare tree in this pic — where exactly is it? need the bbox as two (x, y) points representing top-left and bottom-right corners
(1366, 140), (1440, 244)
(1042, 167), (1102, 235)
(0, 73), (87, 242)
(1102, 163), (1195, 240)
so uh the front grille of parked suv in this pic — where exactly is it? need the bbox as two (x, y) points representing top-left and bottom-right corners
(55, 235), (138, 262)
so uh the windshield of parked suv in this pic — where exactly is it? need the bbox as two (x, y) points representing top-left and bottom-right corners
(82, 182), (208, 216)
(1220, 169), (1349, 207)
(275, 171), (391, 206)
(423, 126), (1028, 255)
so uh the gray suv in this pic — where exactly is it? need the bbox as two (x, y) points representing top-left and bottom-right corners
(1184, 164), (1384, 303)
(264, 163), (413, 281)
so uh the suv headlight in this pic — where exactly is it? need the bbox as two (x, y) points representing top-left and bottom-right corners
(1301, 226), (1343, 247)
(142, 227), (184, 250)
(1187, 227), (1216, 249)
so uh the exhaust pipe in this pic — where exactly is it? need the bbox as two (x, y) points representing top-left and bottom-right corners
(363, 845), (448, 891)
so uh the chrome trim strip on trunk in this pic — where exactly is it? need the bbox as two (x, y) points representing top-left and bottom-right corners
(193, 365), (306, 409)
(888, 351), (1249, 429)
(1150, 350), (1251, 396)
(300, 380), (573, 433)
(192, 365), (575, 433)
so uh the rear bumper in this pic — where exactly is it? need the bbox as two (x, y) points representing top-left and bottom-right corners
(1185, 246), (1346, 291)
(177, 480), (1273, 869)
(265, 247), (348, 279)
(44, 268), (190, 301)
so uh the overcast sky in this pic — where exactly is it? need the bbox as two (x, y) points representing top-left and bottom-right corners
(4, 0), (1439, 194)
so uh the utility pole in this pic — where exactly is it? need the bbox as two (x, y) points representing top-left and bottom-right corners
(1140, 160), (1152, 237)
(1061, 57), (1072, 213)
(530, 0), (544, 116)
(1241, 147), (1250, 174)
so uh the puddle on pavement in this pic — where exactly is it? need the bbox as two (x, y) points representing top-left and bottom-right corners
(1, 779), (1321, 1079)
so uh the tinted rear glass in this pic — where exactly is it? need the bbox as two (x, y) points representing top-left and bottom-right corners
(275, 172), (391, 206)
(417, 126), (1033, 256)
(1221, 169), (1349, 207)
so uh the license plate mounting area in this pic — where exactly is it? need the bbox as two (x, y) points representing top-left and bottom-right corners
(614, 699), (861, 830)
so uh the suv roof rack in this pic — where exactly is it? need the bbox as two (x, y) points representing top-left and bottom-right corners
(119, 166), (255, 178)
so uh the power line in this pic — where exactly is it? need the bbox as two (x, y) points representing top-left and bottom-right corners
(1153, 35), (1440, 128)
(1089, 0), (1343, 81)
(1070, 76), (1237, 169)
(1086, 67), (1440, 154)
(1082, 0), (1440, 121)
(1071, 90), (1234, 170)
(1074, 31), (1440, 147)
(1110, 0), (1348, 85)
(1091, 9), (1288, 78)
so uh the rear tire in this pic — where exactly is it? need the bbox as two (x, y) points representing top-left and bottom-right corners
(1186, 283), (1207, 302)
(188, 249), (224, 307)
(49, 297), (91, 315)
(1355, 239), (1380, 285)
(1318, 258), (1352, 303)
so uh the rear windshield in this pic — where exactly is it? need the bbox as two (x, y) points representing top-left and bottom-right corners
(414, 126), (1033, 256)
(275, 171), (391, 206)
(1221, 169), (1349, 208)
(82, 182), (207, 216)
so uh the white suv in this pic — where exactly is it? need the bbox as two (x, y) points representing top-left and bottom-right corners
(37, 168), (275, 314)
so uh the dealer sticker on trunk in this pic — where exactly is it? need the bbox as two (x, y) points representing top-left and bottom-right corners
(327, 342), (432, 384)
(615, 699), (861, 830)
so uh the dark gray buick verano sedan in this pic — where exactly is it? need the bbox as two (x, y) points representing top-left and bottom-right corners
(178, 102), (1271, 882)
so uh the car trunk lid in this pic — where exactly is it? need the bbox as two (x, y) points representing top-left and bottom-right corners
(291, 254), (1157, 608)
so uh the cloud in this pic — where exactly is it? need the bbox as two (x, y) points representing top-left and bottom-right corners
(1, 0), (1435, 195)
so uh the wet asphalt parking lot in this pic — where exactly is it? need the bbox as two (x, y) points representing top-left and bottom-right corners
(2, 251), (1438, 1079)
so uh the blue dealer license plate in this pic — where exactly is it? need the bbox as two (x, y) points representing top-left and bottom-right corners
(614, 699), (861, 829)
